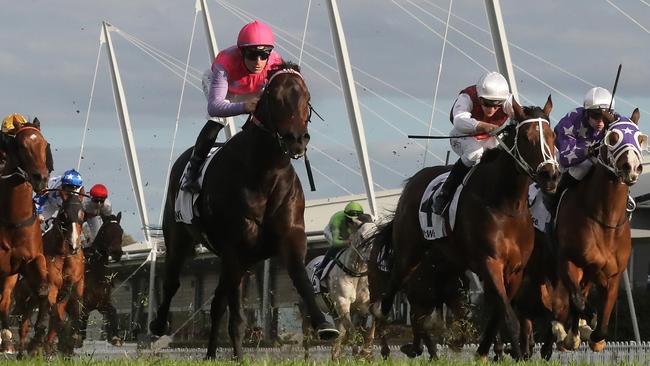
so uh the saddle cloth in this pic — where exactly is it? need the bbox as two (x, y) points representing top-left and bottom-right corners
(418, 169), (471, 241)
(529, 184), (551, 233)
(306, 253), (341, 294)
(174, 146), (221, 224)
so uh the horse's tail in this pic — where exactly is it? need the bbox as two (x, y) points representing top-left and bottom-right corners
(371, 215), (394, 257)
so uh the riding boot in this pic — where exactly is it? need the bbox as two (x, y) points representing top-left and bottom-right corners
(314, 246), (342, 279)
(45, 143), (54, 173)
(181, 121), (224, 193)
(432, 159), (471, 215)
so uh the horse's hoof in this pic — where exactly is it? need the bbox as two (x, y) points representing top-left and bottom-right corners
(562, 331), (581, 351)
(204, 353), (216, 360)
(149, 318), (167, 336)
(589, 339), (606, 352)
(578, 320), (593, 341)
(370, 302), (385, 320)
(110, 336), (123, 347)
(400, 343), (422, 358)
(316, 322), (339, 340)
(475, 353), (488, 362)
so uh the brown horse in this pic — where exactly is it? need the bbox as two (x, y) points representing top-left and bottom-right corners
(554, 109), (645, 352)
(13, 191), (85, 355)
(0, 121), (50, 353)
(372, 97), (559, 360)
(150, 62), (337, 360)
(368, 221), (470, 360)
(76, 212), (124, 347)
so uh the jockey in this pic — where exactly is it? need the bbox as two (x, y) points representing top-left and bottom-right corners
(547, 87), (619, 211)
(82, 183), (113, 246)
(314, 201), (367, 279)
(181, 20), (284, 193)
(1, 113), (54, 173)
(35, 168), (84, 231)
(431, 72), (515, 215)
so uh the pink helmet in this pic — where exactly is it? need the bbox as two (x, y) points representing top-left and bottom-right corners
(237, 20), (275, 48)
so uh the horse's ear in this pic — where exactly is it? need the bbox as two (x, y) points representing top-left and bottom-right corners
(631, 108), (640, 124)
(512, 97), (525, 122)
(32, 117), (41, 129)
(116, 211), (121, 223)
(543, 95), (553, 117)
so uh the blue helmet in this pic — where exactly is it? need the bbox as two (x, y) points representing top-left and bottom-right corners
(62, 169), (83, 188)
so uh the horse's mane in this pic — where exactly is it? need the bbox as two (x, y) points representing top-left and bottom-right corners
(267, 62), (301, 80)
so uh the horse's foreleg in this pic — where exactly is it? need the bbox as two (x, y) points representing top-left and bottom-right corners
(360, 314), (375, 359)
(100, 302), (120, 346)
(589, 273), (622, 352)
(0, 274), (18, 353)
(69, 279), (85, 348)
(378, 246), (423, 319)
(283, 244), (336, 339)
(331, 301), (352, 361)
(227, 273), (246, 361)
(519, 316), (533, 360)
(28, 255), (51, 354)
(299, 302), (313, 360)
(560, 260), (586, 314)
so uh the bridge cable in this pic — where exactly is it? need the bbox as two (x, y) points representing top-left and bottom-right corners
(77, 32), (104, 171)
(423, 0), (453, 168)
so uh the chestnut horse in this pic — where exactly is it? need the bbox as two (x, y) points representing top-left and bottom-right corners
(150, 63), (337, 360)
(75, 212), (124, 347)
(0, 121), (50, 354)
(373, 97), (560, 360)
(13, 191), (85, 355)
(554, 109), (645, 352)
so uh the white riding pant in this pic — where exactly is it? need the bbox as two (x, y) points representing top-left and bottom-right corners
(562, 159), (593, 181)
(450, 131), (498, 167)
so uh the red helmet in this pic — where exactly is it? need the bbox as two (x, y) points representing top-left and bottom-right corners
(89, 184), (108, 199)
(237, 20), (275, 48)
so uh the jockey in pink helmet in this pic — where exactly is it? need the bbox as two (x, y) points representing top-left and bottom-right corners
(182, 20), (283, 193)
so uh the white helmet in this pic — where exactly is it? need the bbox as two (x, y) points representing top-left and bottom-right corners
(477, 72), (510, 101)
(583, 86), (614, 110)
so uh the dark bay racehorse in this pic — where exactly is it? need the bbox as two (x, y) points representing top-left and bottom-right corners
(369, 221), (470, 360)
(150, 62), (337, 360)
(373, 97), (559, 360)
(75, 213), (124, 347)
(554, 109), (645, 352)
(0, 121), (50, 353)
(13, 191), (85, 355)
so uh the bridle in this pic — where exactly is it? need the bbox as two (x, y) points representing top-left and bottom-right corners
(596, 119), (646, 178)
(0, 126), (45, 182)
(494, 117), (558, 181)
(249, 68), (316, 159)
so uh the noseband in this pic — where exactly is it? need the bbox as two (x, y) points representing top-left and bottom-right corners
(495, 117), (558, 181)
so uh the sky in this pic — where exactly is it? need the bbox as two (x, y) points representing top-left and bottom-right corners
(2, 0), (650, 239)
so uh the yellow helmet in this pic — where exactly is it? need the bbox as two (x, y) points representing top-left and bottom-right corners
(2, 113), (28, 133)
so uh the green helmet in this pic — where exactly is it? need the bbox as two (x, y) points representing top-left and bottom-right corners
(344, 201), (364, 218)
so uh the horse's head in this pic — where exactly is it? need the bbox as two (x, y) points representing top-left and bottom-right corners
(94, 212), (124, 262)
(255, 63), (311, 159)
(1, 120), (49, 192)
(55, 191), (85, 253)
(511, 96), (560, 192)
(350, 213), (376, 260)
(598, 109), (646, 185)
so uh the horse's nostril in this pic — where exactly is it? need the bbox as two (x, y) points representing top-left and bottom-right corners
(636, 165), (643, 174)
(304, 133), (310, 141)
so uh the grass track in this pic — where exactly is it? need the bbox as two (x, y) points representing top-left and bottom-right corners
(1, 359), (641, 366)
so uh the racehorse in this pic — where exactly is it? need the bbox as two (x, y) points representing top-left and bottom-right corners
(301, 218), (375, 360)
(372, 97), (559, 360)
(368, 220), (471, 360)
(149, 62), (337, 360)
(76, 213), (124, 347)
(0, 121), (50, 354)
(553, 109), (645, 352)
(13, 191), (85, 355)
